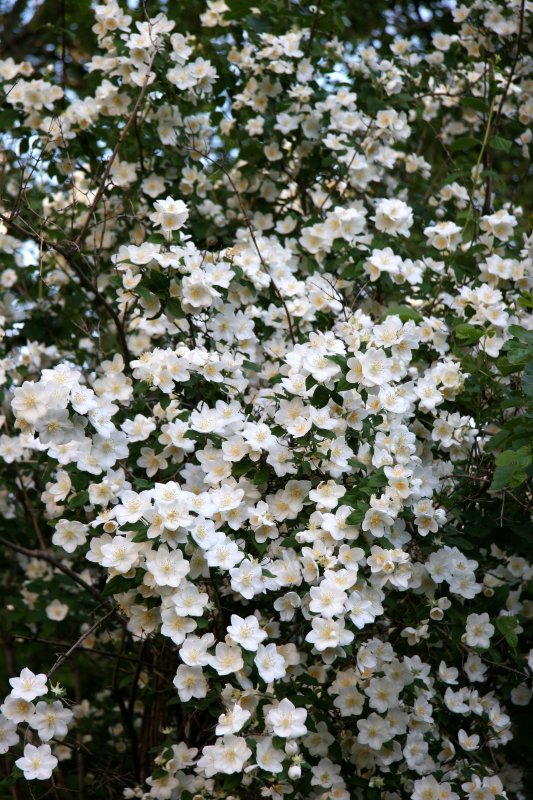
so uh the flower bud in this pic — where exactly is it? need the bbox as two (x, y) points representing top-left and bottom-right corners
(284, 740), (299, 756)
(288, 764), (301, 780)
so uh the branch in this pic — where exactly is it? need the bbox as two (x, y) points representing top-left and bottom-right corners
(0, 535), (114, 608)
(74, 51), (156, 248)
(183, 144), (296, 345)
(47, 605), (118, 678)
(0, 212), (132, 370)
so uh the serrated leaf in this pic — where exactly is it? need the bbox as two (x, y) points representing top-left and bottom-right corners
(491, 136), (513, 153)
(509, 325), (533, 344)
(490, 446), (531, 491)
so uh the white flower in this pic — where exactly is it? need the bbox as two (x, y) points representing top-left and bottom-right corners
(179, 633), (215, 667)
(45, 600), (69, 621)
(15, 743), (58, 780)
(146, 545), (190, 588)
(356, 712), (392, 749)
(173, 665), (207, 702)
(100, 537), (142, 573)
(308, 480), (346, 510)
(215, 704), (251, 735)
(160, 607), (197, 645)
(255, 737), (284, 773)
(305, 617), (354, 652)
(171, 581), (209, 617)
(226, 614), (267, 651)
(372, 198), (413, 237)
(0, 715), (18, 754)
(52, 520), (88, 553)
(210, 643), (244, 675)
(149, 196), (189, 235)
(229, 559), (265, 599)
(114, 489), (152, 525)
(359, 348), (394, 387)
(0, 696), (35, 723)
(309, 580), (347, 618)
(30, 700), (73, 742)
(464, 612), (494, 649)
(11, 381), (49, 424)
(479, 209), (517, 241)
(206, 539), (244, 570)
(345, 587), (374, 627)
(266, 698), (308, 738)
(198, 735), (251, 776)
(9, 668), (47, 702)
(423, 220), (462, 251)
(255, 643), (287, 683)
(458, 728), (480, 751)
(412, 776), (456, 800)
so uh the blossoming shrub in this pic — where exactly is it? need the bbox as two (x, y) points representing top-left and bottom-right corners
(0, 0), (532, 797)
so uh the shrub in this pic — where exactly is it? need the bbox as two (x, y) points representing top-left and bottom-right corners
(0, 1), (531, 798)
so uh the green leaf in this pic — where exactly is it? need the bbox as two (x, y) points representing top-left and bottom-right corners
(460, 96), (486, 113)
(131, 530), (148, 542)
(102, 575), (132, 597)
(519, 291), (533, 309)
(313, 385), (330, 408)
(384, 306), (422, 323)
(165, 299), (185, 320)
(450, 136), (480, 152)
(495, 616), (519, 649)
(509, 325), (533, 343)
(232, 457), (254, 478)
(522, 364), (533, 398)
(345, 509), (365, 524)
(146, 269), (169, 293)
(70, 490), (89, 508)
(507, 343), (531, 366)
(490, 446), (531, 490)
(454, 323), (484, 344)
(243, 360), (261, 373)
(491, 136), (513, 153)
(136, 284), (153, 302)
(494, 447), (531, 468)
(252, 467), (270, 485)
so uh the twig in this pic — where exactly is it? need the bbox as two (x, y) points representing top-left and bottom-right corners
(74, 51), (156, 249)
(47, 606), (117, 678)
(0, 535), (113, 608)
(0, 211), (132, 370)
(183, 144), (296, 345)
(305, 0), (323, 56)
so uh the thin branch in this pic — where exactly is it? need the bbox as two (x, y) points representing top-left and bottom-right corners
(183, 144), (296, 345)
(304, 0), (323, 56)
(47, 606), (118, 678)
(0, 212), (132, 370)
(74, 51), (156, 248)
(0, 535), (113, 608)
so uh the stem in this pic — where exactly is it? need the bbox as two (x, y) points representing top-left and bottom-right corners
(0, 535), (113, 608)
(47, 606), (117, 678)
